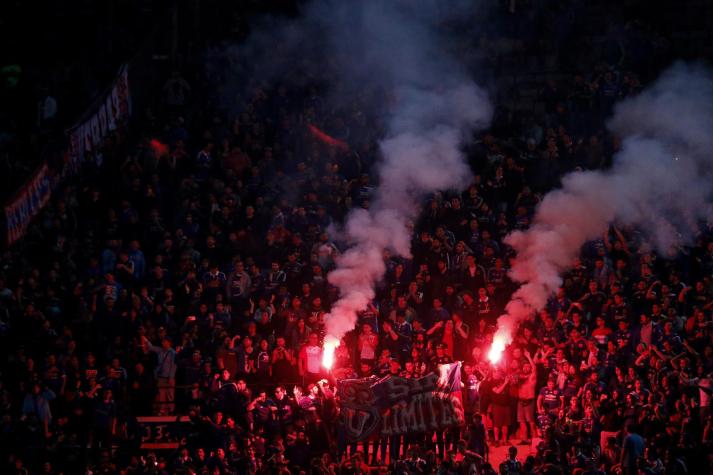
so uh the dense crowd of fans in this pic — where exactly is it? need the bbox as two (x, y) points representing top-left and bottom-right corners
(2, 2), (713, 475)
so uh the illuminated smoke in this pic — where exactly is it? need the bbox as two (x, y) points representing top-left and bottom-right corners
(322, 335), (337, 370)
(489, 63), (713, 360)
(316, 1), (492, 366)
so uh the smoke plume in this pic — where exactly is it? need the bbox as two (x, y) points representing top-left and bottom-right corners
(314, 1), (492, 358)
(491, 63), (713, 352)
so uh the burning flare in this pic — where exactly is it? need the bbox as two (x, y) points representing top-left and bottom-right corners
(487, 335), (506, 365)
(322, 335), (339, 370)
(490, 64), (713, 359)
(311, 0), (492, 362)
(149, 138), (168, 157)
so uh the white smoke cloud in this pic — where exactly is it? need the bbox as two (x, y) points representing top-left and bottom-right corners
(317, 1), (493, 358)
(491, 63), (713, 351)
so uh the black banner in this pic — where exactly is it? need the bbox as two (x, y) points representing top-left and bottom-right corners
(338, 362), (464, 441)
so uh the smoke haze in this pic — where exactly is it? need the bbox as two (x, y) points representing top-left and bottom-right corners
(307, 0), (493, 351)
(493, 63), (713, 348)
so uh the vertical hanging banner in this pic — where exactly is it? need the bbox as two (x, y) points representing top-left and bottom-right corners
(338, 362), (464, 442)
(5, 163), (52, 246)
(66, 64), (132, 171)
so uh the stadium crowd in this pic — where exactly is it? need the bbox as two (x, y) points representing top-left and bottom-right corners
(2, 2), (713, 475)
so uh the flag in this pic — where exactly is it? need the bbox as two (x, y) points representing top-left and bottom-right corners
(66, 64), (131, 167)
(436, 361), (462, 397)
(5, 163), (51, 246)
(307, 124), (350, 150)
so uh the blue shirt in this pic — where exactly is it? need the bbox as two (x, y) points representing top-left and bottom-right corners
(622, 432), (644, 467)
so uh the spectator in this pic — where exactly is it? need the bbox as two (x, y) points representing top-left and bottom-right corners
(357, 323), (378, 363)
(298, 333), (323, 384)
(142, 336), (177, 415)
(621, 423), (645, 475)
(517, 350), (537, 444)
(2, 3), (712, 472)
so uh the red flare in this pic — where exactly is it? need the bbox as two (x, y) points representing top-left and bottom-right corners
(150, 139), (169, 157)
(308, 124), (349, 150)
(488, 336), (506, 365)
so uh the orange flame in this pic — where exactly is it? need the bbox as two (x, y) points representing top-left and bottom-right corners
(488, 336), (506, 365)
(322, 336), (339, 370)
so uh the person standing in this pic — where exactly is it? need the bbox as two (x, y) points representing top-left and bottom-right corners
(226, 261), (251, 313)
(517, 350), (537, 444)
(22, 383), (52, 439)
(537, 376), (564, 419)
(298, 332), (323, 384)
(490, 368), (513, 447)
(271, 336), (295, 381)
(620, 423), (644, 475)
(92, 389), (117, 449)
(271, 385), (295, 434)
(499, 446), (522, 475)
(142, 336), (177, 415)
(467, 412), (487, 458)
(357, 323), (378, 364)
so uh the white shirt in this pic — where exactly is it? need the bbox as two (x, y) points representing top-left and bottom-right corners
(305, 345), (322, 374)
